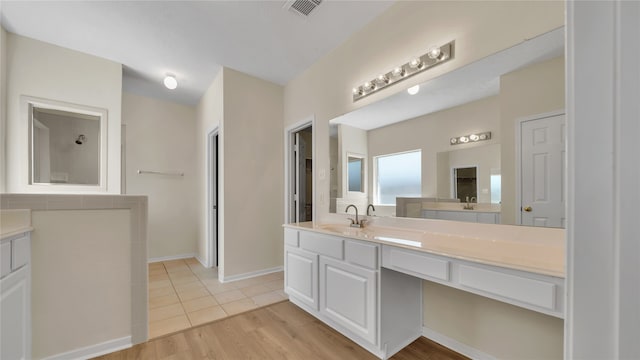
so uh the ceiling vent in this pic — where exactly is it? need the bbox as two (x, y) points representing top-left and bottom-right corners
(284, 0), (323, 17)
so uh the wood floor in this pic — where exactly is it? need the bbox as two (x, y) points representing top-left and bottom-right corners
(95, 301), (468, 360)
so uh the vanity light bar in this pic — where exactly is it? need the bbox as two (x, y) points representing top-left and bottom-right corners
(450, 131), (491, 146)
(352, 41), (455, 102)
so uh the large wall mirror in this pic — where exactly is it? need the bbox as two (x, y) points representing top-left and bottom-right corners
(26, 96), (108, 191)
(329, 27), (565, 228)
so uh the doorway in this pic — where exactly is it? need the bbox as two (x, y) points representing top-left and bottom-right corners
(207, 130), (219, 267)
(285, 119), (314, 224)
(517, 111), (566, 228)
(453, 166), (477, 202)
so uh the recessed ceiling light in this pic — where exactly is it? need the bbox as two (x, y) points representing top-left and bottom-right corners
(163, 75), (178, 90)
(407, 85), (420, 95)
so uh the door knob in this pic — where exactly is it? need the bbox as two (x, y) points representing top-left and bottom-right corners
(523, 206), (532, 212)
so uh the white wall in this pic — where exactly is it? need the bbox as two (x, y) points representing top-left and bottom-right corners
(195, 70), (223, 266)
(122, 92), (198, 259)
(0, 27), (7, 193)
(221, 68), (284, 279)
(336, 124), (368, 213)
(500, 56), (565, 225)
(5, 33), (122, 193)
(565, 1), (640, 358)
(31, 209), (131, 359)
(283, 1), (564, 358)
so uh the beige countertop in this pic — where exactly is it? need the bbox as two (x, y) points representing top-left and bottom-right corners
(1, 209), (34, 240)
(284, 221), (564, 278)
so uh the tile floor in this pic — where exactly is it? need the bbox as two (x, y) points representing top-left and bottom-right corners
(148, 258), (287, 339)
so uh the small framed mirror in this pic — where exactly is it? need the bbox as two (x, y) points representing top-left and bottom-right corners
(347, 154), (365, 193)
(25, 96), (108, 192)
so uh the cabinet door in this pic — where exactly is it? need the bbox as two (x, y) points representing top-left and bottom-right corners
(320, 257), (377, 345)
(1, 267), (30, 360)
(285, 246), (319, 310)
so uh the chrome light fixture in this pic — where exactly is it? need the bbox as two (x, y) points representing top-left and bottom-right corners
(352, 40), (455, 102)
(450, 131), (491, 146)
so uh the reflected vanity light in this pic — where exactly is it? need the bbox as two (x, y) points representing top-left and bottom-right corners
(407, 85), (420, 95)
(450, 131), (491, 145)
(352, 40), (455, 102)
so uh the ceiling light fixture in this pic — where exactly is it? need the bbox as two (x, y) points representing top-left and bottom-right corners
(407, 85), (420, 95)
(450, 131), (492, 146)
(352, 40), (455, 102)
(163, 75), (178, 90)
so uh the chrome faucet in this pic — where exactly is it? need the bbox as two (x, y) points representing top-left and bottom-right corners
(463, 196), (476, 210)
(366, 204), (376, 216)
(345, 205), (362, 228)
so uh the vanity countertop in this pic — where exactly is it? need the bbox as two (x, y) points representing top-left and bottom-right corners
(284, 221), (564, 278)
(1, 209), (34, 241)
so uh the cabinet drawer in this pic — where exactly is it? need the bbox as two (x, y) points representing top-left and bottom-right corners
(477, 213), (498, 224)
(11, 236), (30, 271)
(0, 242), (11, 278)
(345, 240), (378, 270)
(284, 228), (299, 247)
(300, 231), (343, 260)
(382, 246), (450, 281)
(458, 265), (556, 310)
(421, 210), (438, 219)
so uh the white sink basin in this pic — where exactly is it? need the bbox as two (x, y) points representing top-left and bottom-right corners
(316, 223), (426, 247)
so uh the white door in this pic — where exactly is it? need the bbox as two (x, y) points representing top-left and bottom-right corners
(319, 257), (377, 345)
(520, 113), (566, 227)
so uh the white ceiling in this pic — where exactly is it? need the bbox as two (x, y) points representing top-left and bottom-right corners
(331, 27), (565, 131)
(1, 0), (394, 105)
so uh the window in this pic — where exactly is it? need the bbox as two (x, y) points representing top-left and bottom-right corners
(374, 150), (421, 205)
(490, 173), (502, 204)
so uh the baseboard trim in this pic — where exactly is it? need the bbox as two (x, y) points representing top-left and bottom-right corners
(220, 266), (283, 283)
(148, 253), (196, 263)
(42, 336), (131, 360)
(422, 327), (496, 360)
(195, 254), (208, 268)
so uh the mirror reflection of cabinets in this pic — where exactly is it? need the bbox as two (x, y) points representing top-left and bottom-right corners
(329, 27), (565, 228)
(26, 96), (108, 191)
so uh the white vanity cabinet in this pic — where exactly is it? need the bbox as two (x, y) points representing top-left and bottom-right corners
(319, 256), (377, 344)
(284, 228), (422, 359)
(1, 232), (32, 360)
(422, 209), (500, 224)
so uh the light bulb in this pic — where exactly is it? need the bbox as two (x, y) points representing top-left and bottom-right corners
(377, 74), (389, 84)
(409, 58), (423, 69)
(364, 81), (375, 91)
(450, 138), (458, 144)
(352, 87), (362, 95)
(469, 134), (480, 141)
(163, 75), (178, 90)
(407, 85), (420, 95)
(392, 66), (405, 77)
(427, 46), (442, 60)
(459, 136), (469, 143)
